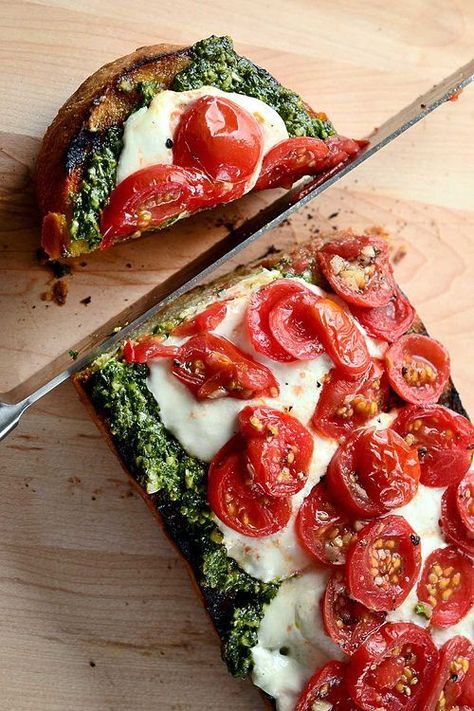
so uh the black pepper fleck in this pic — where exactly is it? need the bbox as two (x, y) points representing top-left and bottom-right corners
(410, 534), (420, 545)
(165, 138), (173, 149)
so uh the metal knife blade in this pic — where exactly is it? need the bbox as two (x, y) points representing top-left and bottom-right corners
(1, 58), (473, 441)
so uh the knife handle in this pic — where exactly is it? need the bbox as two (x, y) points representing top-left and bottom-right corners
(0, 401), (29, 443)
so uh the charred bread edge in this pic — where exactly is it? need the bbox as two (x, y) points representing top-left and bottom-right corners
(72, 234), (468, 709)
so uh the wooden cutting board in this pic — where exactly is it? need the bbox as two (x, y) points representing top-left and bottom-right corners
(1, 1), (473, 709)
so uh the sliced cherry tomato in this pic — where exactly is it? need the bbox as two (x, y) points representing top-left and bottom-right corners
(317, 235), (396, 308)
(295, 660), (356, 711)
(385, 334), (450, 405)
(327, 428), (419, 518)
(171, 302), (227, 337)
(346, 515), (422, 611)
(312, 361), (389, 440)
(350, 289), (415, 342)
(268, 290), (324, 360)
(346, 622), (439, 711)
(246, 278), (308, 362)
(316, 134), (367, 172)
(173, 95), (263, 184)
(100, 165), (216, 248)
(295, 481), (360, 566)
(254, 136), (329, 190)
(207, 436), (291, 537)
(238, 406), (313, 497)
(441, 485), (474, 558)
(457, 470), (474, 535)
(417, 546), (474, 628)
(322, 571), (386, 655)
(424, 636), (474, 711)
(312, 298), (371, 376)
(122, 337), (179, 363)
(391, 404), (474, 487)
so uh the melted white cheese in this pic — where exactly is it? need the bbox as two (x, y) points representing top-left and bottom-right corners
(116, 86), (289, 186)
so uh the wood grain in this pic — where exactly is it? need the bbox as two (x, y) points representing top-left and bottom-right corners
(0, 1), (473, 709)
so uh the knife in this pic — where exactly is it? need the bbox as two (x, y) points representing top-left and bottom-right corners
(1, 58), (473, 442)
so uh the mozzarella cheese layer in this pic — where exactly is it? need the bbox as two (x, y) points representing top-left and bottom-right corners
(116, 86), (289, 186)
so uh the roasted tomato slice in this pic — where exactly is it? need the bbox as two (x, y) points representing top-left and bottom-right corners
(100, 165), (215, 248)
(346, 515), (422, 611)
(122, 337), (179, 363)
(351, 289), (415, 342)
(295, 481), (360, 566)
(457, 470), (474, 535)
(172, 332), (279, 400)
(391, 404), (474, 487)
(268, 290), (324, 360)
(346, 622), (439, 711)
(173, 95), (263, 185)
(441, 485), (474, 557)
(312, 298), (371, 376)
(238, 406), (313, 497)
(424, 636), (474, 711)
(317, 235), (396, 308)
(246, 278), (309, 361)
(171, 301), (227, 337)
(322, 571), (386, 655)
(417, 546), (474, 628)
(385, 334), (450, 405)
(295, 660), (356, 711)
(312, 361), (389, 440)
(254, 136), (329, 190)
(207, 436), (291, 537)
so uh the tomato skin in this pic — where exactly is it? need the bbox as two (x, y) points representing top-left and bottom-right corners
(173, 95), (263, 184)
(171, 302), (227, 337)
(268, 290), (324, 360)
(350, 289), (415, 342)
(122, 337), (179, 363)
(254, 136), (329, 190)
(346, 515), (422, 611)
(312, 361), (389, 440)
(391, 404), (474, 487)
(424, 636), (474, 711)
(246, 279), (309, 362)
(312, 298), (371, 377)
(417, 546), (474, 628)
(346, 622), (439, 711)
(295, 481), (360, 566)
(317, 235), (396, 308)
(385, 334), (450, 405)
(99, 164), (215, 248)
(238, 405), (314, 497)
(295, 660), (356, 711)
(322, 571), (386, 655)
(457, 470), (474, 535)
(207, 436), (291, 537)
(441, 485), (474, 557)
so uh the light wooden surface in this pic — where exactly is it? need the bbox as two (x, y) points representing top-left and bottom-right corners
(1, 1), (474, 709)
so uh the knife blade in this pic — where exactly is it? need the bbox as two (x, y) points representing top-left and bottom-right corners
(1, 58), (473, 442)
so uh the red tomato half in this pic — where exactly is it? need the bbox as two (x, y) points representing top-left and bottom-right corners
(173, 95), (263, 184)
(254, 136), (329, 190)
(238, 405), (314, 497)
(457, 470), (474, 535)
(351, 289), (415, 342)
(392, 404), (474, 487)
(441, 485), (474, 558)
(346, 515), (422, 611)
(417, 546), (474, 628)
(312, 298), (371, 376)
(317, 235), (396, 308)
(122, 337), (179, 363)
(424, 636), (474, 711)
(295, 481), (360, 566)
(207, 436), (291, 537)
(171, 333), (279, 400)
(385, 334), (450, 405)
(100, 165), (215, 248)
(246, 279), (308, 361)
(171, 302), (227, 337)
(268, 290), (324, 360)
(346, 622), (439, 711)
(312, 361), (389, 440)
(322, 571), (386, 655)
(295, 660), (356, 711)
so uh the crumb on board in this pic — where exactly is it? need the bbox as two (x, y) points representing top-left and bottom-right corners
(41, 279), (69, 306)
(80, 295), (92, 306)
